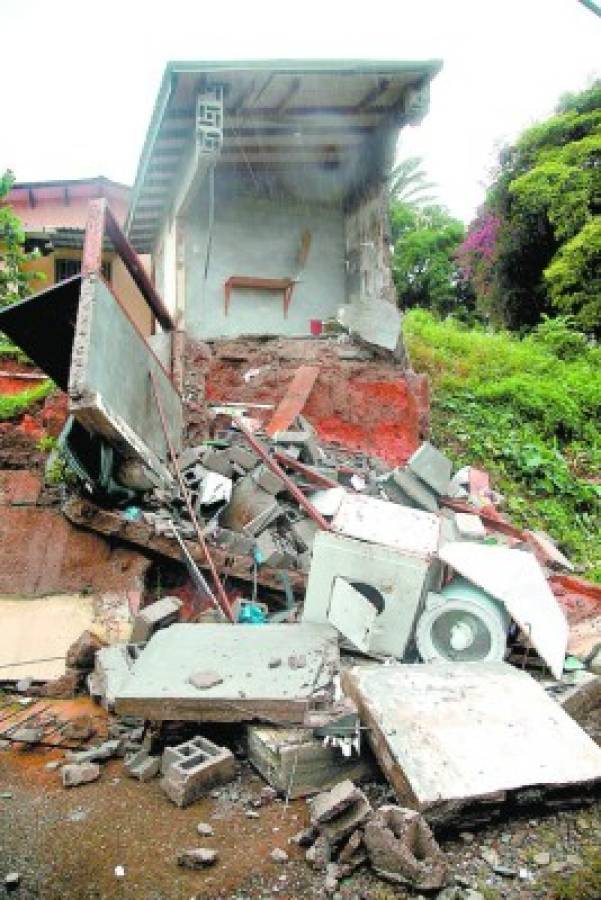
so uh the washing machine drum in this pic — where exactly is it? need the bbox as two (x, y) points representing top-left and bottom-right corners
(416, 577), (511, 664)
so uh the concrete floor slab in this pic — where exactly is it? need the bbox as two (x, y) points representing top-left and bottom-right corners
(115, 623), (340, 722)
(342, 662), (601, 822)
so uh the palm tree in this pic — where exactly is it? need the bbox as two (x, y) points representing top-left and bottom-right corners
(388, 156), (437, 207)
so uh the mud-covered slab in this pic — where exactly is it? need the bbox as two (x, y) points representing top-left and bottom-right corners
(342, 662), (601, 824)
(116, 623), (339, 723)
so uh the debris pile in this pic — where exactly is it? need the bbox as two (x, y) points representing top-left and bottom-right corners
(2, 363), (601, 895)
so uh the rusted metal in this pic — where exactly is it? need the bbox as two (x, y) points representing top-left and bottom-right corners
(104, 204), (176, 332)
(81, 199), (176, 332)
(234, 417), (332, 531)
(149, 372), (235, 622)
(273, 450), (340, 489)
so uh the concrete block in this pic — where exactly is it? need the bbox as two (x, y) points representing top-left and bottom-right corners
(125, 749), (161, 782)
(65, 739), (122, 765)
(130, 597), (182, 643)
(10, 727), (43, 744)
(177, 848), (218, 868)
(228, 445), (259, 471)
(247, 726), (374, 799)
(177, 446), (205, 471)
(407, 441), (452, 496)
(291, 518), (319, 552)
(363, 805), (448, 890)
(309, 779), (364, 825)
(251, 464), (284, 495)
(455, 513), (486, 541)
(390, 468), (439, 513)
(61, 762), (101, 787)
(202, 447), (233, 477)
(220, 476), (281, 535)
(160, 735), (236, 807)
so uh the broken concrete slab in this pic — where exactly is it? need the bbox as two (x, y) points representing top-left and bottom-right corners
(310, 487), (346, 518)
(115, 623), (339, 723)
(89, 643), (142, 712)
(247, 726), (374, 798)
(363, 805), (448, 890)
(332, 493), (440, 557)
(439, 543), (568, 679)
(161, 736), (236, 807)
(309, 780), (364, 825)
(61, 762), (101, 787)
(303, 531), (441, 660)
(407, 441), (452, 496)
(9, 727), (43, 745)
(65, 739), (122, 765)
(130, 596), (182, 643)
(342, 662), (601, 824)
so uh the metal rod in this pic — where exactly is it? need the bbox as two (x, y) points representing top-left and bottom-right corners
(170, 523), (226, 621)
(149, 372), (235, 622)
(233, 418), (332, 531)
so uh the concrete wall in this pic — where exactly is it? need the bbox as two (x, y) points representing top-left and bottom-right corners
(182, 169), (347, 340)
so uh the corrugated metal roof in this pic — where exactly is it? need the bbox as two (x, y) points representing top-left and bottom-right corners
(126, 58), (442, 253)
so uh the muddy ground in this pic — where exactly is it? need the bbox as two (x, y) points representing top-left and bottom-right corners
(1, 704), (600, 900)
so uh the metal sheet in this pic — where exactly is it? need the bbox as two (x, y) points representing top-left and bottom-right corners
(342, 662), (601, 814)
(439, 543), (568, 679)
(303, 530), (441, 659)
(332, 493), (440, 558)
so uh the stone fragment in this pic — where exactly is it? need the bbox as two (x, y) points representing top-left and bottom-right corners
(324, 862), (340, 894)
(454, 513), (486, 541)
(61, 762), (101, 787)
(407, 441), (452, 496)
(305, 834), (332, 870)
(270, 848), (289, 863)
(228, 445), (259, 471)
(309, 780), (363, 825)
(10, 726), (43, 744)
(197, 822), (214, 836)
(130, 596), (182, 643)
(188, 669), (223, 690)
(338, 829), (362, 864)
(246, 810), (260, 819)
(363, 805), (448, 891)
(533, 852), (551, 866)
(125, 749), (160, 782)
(260, 785), (278, 804)
(481, 848), (500, 867)
(291, 825), (318, 846)
(66, 630), (105, 671)
(42, 668), (81, 699)
(252, 464), (284, 496)
(389, 467), (439, 513)
(177, 848), (218, 869)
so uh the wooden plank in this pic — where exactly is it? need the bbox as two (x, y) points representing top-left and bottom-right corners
(265, 366), (320, 437)
(62, 497), (307, 596)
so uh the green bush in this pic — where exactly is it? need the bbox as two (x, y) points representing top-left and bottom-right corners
(0, 381), (53, 421)
(404, 310), (601, 580)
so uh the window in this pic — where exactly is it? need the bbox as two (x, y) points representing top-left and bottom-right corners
(55, 258), (112, 283)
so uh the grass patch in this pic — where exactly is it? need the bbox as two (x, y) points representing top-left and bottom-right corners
(404, 310), (601, 581)
(0, 381), (54, 421)
(548, 847), (601, 899)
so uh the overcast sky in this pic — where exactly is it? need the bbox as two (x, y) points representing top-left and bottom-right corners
(1, 0), (599, 223)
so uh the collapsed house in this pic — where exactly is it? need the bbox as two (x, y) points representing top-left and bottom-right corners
(1, 59), (601, 895)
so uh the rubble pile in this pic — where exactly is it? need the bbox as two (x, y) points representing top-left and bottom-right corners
(3, 377), (601, 896)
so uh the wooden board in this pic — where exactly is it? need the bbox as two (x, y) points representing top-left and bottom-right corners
(342, 662), (601, 825)
(265, 366), (320, 437)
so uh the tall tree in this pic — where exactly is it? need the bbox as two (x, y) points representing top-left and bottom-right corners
(458, 81), (601, 332)
(388, 156), (437, 207)
(0, 169), (43, 307)
(390, 202), (472, 316)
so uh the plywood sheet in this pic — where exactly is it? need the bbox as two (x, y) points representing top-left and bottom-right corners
(116, 622), (339, 722)
(439, 543), (568, 679)
(342, 662), (601, 817)
(332, 493), (440, 558)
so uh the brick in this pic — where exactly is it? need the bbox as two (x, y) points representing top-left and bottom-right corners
(160, 736), (236, 807)
(130, 596), (182, 643)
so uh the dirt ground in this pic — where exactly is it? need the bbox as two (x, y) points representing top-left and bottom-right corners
(1, 701), (600, 900)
